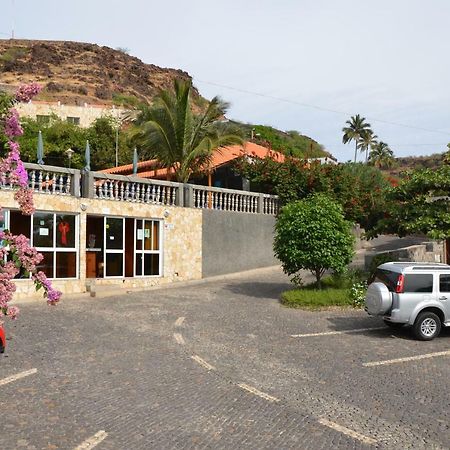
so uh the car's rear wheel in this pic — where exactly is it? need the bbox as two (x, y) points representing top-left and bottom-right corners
(383, 320), (404, 329)
(413, 312), (441, 341)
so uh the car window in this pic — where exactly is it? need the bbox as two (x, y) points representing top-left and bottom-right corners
(373, 269), (398, 292)
(403, 274), (433, 293)
(439, 274), (450, 292)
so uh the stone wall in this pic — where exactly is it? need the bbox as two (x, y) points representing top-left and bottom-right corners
(16, 101), (127, 128)
(0, 191), (202, 300)
(364, 241), (445, 269)
(201, 209), (278, 277)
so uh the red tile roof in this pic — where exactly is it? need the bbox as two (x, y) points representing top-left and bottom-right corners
(101, 142), (285, 179)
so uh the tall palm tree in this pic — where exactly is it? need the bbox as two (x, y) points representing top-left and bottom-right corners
(131, 79), (243, 182)
(357, 130), (378, 163)
(369, 141), (394, 169)
(342, 114), (372, 163)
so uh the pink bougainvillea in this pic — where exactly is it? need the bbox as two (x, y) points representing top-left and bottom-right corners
(0, 83), (61, 322)
(14, 82), (42, 103)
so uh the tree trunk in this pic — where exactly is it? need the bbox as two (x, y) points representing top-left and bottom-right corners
(354, 141), (358, 163)
(315, 268), (322, 289)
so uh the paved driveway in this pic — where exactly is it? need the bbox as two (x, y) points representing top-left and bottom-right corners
(1, 267), (449, 449)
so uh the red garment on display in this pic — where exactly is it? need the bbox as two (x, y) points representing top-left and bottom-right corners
(58, 221), (70, 245)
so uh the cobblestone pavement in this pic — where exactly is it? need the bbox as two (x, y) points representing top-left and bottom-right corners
(1, 267), (449, 449)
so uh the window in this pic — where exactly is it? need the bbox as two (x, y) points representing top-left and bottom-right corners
(66, 116), (80, 125)
(439, 274), (450, 292)
(85, 215), (162, 279)
(33, 213), (78, 279)
(105, 217), (124, 277)
(135, 219), (161, 276)
(403, 274), (433, 293)
(372, 269), (399, 292)
(6, 210), (78, 279)
(36, 115), (50, 125)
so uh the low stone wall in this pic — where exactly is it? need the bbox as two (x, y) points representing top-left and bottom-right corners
(201, 209), (278, 277)
(364, 241), (445, 269)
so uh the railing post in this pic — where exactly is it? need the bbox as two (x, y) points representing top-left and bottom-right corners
(184, 184), (194, 208)
(71, 170), (81, 197)
(257, 193), (264, 214)
(176, 184), (184, 207)
(81, 170), (95, 199)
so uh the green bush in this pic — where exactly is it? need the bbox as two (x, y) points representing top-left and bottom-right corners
(274, 194), (355, 287)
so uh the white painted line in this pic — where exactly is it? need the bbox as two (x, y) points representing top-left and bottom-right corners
(173, 333), (185, 345)
(174, 316), (185, 327)
(291, 327), (386, 338)
(0, 368), (37, 386)
(363, 350), (450, 367)
(191, 355), (215, 371)
(318, 418), (377, 445)
(74, 430), (108, 449)
(237, 383), (280, 403)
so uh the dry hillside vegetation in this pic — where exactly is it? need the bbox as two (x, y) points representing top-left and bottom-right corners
(0, 39), (204, 106)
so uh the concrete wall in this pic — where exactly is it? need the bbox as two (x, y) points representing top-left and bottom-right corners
(16, 101), (127, 128)
(202, 209), (278, 277)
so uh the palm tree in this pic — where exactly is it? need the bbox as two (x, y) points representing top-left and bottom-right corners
(131, 79), (243, 182)
(357, 130), (378, 163)
(342, 114), (372, 163)
(369, 141), (394, 169)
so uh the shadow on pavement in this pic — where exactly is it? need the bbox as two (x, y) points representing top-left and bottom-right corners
(223, 281), (292, 300)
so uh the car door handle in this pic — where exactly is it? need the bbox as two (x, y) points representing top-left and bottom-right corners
(439, 296), (447, 300)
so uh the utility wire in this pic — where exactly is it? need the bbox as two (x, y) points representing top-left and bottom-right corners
(194, 78), (450, 137)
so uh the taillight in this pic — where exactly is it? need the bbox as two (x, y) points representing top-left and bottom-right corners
(395, 274), (404, 293)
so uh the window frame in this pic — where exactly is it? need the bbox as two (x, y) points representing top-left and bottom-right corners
(104, 216), (125, 278)
(133, 218), (162, 278)
(32, 212), (79, 280)
(4, 209), (79, 280)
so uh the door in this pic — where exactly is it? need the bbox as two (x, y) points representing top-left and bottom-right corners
(437, 274), (450, 318)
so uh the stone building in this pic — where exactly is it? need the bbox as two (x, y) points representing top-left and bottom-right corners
(0, 163), (279, 300)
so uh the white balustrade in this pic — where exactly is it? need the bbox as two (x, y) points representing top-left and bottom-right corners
(0, 164), (77, 196)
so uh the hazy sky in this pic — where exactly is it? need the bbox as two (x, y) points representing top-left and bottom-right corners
(1, 0), (450, 161)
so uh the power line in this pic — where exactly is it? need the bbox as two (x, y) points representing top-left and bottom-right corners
(194, 78), (450, 137)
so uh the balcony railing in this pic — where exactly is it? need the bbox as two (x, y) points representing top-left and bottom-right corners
(0, 164), (279, 215)
(84, 172), (183, 207)
(0, 163), (80, 197)
(185, 184), (278, 215)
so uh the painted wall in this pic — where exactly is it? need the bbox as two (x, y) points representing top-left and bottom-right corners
(16, 101), (127, 128)
(201, 209), (278, 277)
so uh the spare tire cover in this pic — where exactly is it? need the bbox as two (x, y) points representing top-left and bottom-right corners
(365, 282), (392, 315)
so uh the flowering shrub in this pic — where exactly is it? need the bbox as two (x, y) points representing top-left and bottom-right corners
(0, 83), (61, 322)
(350, 281), (367, 308)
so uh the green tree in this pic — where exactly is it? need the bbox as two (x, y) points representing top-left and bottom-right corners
(370, 165), (450, 240)
(235, 156), (390, 230)
(369, 141), (394, 168)
(357, 130), (378, 163)
(342, 114), (372, 163)
(17, 116), (132, 170)
(274, 194), (355, 287)
(131, 79), (243, 182)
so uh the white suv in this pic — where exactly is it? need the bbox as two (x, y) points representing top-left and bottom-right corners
(365, 262), (450, 340)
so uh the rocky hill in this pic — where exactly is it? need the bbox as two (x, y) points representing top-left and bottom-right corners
(0, 39), (329, 158)
(0, 39), (202, 106)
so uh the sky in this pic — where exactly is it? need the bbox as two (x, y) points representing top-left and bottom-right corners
(1, 0), (450, 161)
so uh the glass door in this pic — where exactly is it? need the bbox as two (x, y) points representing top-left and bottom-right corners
(134, 219), (161, 276)
(105, 217), (124, 277)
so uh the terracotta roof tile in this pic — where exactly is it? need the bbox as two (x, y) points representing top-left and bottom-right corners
(102, 142), (284, 179)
